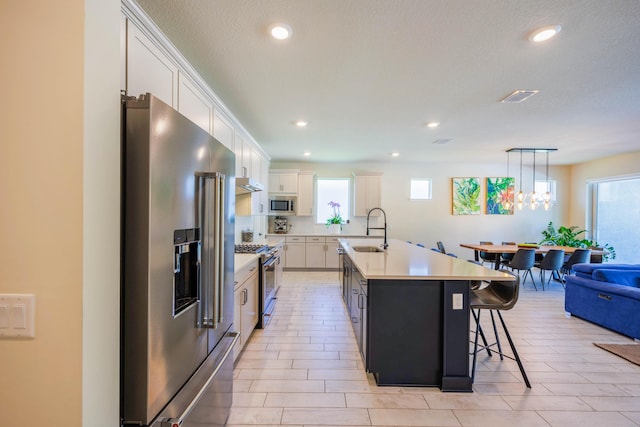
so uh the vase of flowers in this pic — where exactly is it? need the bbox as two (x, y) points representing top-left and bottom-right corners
(326, 201), (344, 234)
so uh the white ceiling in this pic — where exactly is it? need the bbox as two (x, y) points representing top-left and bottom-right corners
(136, 0), (640, 166)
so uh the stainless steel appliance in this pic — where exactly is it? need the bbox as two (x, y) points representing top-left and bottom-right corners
(269, 196), (296, 215)
(273, 216), (289, 234)
(121, 93), (238, 427)
(234, 244), (282, 328)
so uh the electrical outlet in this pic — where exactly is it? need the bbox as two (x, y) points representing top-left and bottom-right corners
(452, 293), (463, 310)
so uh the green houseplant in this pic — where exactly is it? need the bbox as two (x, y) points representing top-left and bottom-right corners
(326, 201), (344, 232)
(539, 221), (616, 262)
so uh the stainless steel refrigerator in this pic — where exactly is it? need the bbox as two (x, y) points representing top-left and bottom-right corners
(121, 93), (238, 427)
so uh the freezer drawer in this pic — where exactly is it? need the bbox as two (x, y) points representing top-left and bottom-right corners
(151, 331), (239, 427)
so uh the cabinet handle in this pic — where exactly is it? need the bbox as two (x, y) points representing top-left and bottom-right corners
(358, 294), (364, 309)
(242, 166), (247, 178)
(352, 289), (358, 294)
(598, 293), (612, 301)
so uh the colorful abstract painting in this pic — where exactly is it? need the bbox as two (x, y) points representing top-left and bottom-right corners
(486, 177), (515, 215)
(452, 177), (481, 215)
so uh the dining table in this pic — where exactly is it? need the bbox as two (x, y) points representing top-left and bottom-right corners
(459, 243), (602, 270)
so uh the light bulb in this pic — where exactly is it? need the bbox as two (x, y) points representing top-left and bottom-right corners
(543, 201), (551, 211)
(543, 191), (551, 202)
(517, 191), (525, 202)
(530, 191), (538, 201)
(517, 201), (524, 210)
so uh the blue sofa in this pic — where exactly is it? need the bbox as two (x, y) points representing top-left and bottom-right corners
(565, 263), (640, 340)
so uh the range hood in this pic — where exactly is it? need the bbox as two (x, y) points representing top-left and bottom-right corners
(236, 177), (264, 194)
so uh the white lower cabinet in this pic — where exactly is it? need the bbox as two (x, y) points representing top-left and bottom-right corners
(325, 236), (341, 269)
(284, 236), (306, 268)
(233, 260), (259, 361)
(305, 236), (326, 268)
(279, 235), (347, 270)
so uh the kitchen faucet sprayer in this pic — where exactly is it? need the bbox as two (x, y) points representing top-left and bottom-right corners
(366, 207), (388, 250)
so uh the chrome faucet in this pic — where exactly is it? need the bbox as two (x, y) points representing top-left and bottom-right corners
(366, 207), (388, 249)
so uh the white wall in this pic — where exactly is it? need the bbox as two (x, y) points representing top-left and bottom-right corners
(569, 150), (640, 229)
(83, 0), (122, 426)
(271, 161), (569, 259)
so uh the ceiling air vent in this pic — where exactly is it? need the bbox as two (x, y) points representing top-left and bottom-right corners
(432, 139), (452, 145)
(500, 90), (539, 103)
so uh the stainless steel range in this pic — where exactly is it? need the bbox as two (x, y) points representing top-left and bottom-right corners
(234, 243), (282, 328)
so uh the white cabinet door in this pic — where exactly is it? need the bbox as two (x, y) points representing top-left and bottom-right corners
(284, 239), (305, 268)
(213, 108), (235, 151)
(177, 72), (212, 133)
(305, 237), (326, 268)
(269, 172), (299, 194)
(297, 172), (315, 216)
(126, 22), (178, 107)
(353, 174), (382, 216)
(325, 237), (341, 269)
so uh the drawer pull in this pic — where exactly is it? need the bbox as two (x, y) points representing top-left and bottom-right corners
(598, 293), (612, 301)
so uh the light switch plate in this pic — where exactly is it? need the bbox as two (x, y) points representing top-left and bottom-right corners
(0, 294), (35, 338)
(452, 293), (463, 310)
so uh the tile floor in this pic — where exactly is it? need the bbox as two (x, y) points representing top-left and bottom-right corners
(229, 271), (640, 427)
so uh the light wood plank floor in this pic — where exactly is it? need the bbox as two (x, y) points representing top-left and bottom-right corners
(229, 271), (640, 427)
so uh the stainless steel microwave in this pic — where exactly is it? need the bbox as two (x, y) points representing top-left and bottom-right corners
(269, 197), (296, 215)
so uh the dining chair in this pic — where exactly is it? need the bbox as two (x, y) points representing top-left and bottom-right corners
(479, 241), (498, 268)
(536, 249), (565, 290)
(561, 249), (591, 282)
(502, 248), (537, 290)
(469, 269), (531, 388)
(500, 241), (516, 266)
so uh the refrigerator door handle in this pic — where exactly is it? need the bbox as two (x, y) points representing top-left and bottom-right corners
(196, 172), (226, 329)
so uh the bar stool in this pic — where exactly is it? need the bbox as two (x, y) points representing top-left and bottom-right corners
(469, 269), (531, 388)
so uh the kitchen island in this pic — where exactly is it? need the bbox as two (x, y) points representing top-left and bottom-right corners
(339, 238), (512, 392)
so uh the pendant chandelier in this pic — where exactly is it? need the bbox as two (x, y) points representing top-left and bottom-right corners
(506, 148), (557, 211)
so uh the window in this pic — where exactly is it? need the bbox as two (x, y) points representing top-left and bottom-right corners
(316, 179), (350, 224)
(589, 176), (640, 263)
(535, 180), (556, 201)
(410, 179), (432, 200)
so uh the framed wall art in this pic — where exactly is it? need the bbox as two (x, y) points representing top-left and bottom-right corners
(486, 177), (515, 215)
(452, 177), (481, 215)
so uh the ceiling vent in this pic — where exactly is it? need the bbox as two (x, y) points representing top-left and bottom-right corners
(500, 90), (539, 103)
(432, 139), (452, 145)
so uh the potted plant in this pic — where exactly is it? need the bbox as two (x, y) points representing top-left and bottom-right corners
(326, 201), (344, 233)
(539, 221), (616, 262)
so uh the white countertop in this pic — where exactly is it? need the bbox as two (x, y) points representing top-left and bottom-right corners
(339, 238), (513, 281)
(266, 233), (369, 237)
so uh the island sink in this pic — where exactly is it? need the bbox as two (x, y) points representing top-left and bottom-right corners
(352, 246), (384, 253)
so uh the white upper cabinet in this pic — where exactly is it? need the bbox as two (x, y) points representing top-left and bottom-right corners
(353, 173), (383, 216)
(297, 171), (315, 216)
(126, 21), (178, 107)
(212, 108), (235, 152)
(269, 170), (299, 194)
(177, 72), (212, 133)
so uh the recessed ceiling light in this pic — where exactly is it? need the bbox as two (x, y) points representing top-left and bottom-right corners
(426, 121), (440, 128)
(270, 23), (293, 40)
(500, 90), (539, 103)
(391, 152), (400, 157)
(295, 120), (308, 127)
(303, 152), (311, 156)
(529, 25), (562, 42)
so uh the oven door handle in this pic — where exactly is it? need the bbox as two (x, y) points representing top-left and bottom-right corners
(263, 256), (278, 269)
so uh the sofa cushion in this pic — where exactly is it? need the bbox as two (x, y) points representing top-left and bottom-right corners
(592, 269), (640, 288)
(573, 263), (640, 279)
